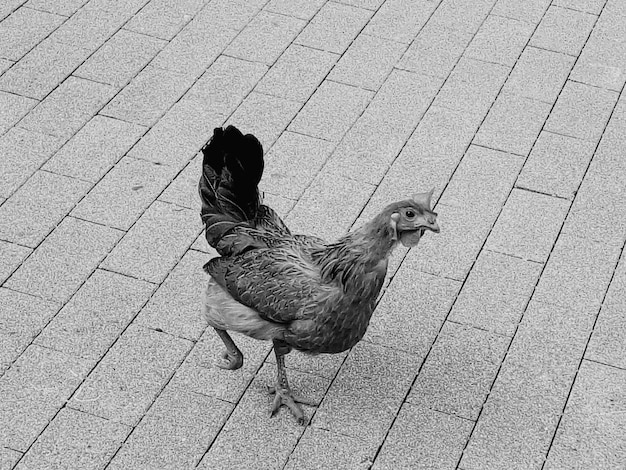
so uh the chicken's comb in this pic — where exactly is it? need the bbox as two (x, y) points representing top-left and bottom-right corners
(412, 188), (434, 209)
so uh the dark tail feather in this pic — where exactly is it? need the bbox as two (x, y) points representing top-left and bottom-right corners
(199, 126), (264, 249)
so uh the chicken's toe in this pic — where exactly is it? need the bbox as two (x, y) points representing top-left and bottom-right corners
(216, 349), (243, 370)
(268, 386), (314, 425)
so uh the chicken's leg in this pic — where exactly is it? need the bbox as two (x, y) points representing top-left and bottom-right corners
(214, 328), (243, 370)
(269, 340), (316, 425)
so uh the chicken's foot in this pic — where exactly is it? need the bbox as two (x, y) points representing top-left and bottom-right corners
(270, 340), (313, 425)
(214, 328), (243, 370)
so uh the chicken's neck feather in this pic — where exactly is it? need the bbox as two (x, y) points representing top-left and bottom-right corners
(312, 211), (396, 296)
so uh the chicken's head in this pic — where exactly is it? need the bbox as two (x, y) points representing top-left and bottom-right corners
(389, 189), (440, 247)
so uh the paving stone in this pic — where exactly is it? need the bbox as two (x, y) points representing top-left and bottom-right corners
(475, 93), (551, 156)
(74, 29), (165, 88)
(260, 131), (334, 200)
(0, 344), (91, 450)
(125, 0), (206, 40)
(0, 127), (64, 198)
(588, 97), (626, 174)
(0, 1), (28, 21)
(312, 341), (418, 446)
(20, 76), (117, 138)
(502, 46), (575, 104)
(85, 0), (150, 15)
(0, 288), (59, 373)
(586, 253), (626, 369)
(329, 34), (406, 91)
(288, 81), (372, 142)
(365, 265), (462, 356)
(433, 57), (509, 119)
(172, 328), (270, 404)
(255, 44), (338, 103)
(460, 300), (595, 470)
(225, 11), (305, 66)
(264, 0), (326, 20)
(100, 201), (199, 283)
(545, 80), (618, 141)
(464, 15), (534, 67)
(194, 0), (266, 31)
(403, 203), (494, 281)
(266, 349), (349, 381)
(0, 448), (21, 470)
(101, 65), (195, 127)
(0, 39), (91, 100)
(295, 2), (372, 54)
(0, 91), (37, 136)
(34, 269), (155, 360)
(399, 22), (472, 79)
(516, 131), (596, 200)
(533, 233), (621, 310)
(108, 386), (231, 470)
(71, 156), (177, 230)
(5, 216), (122, 303)
(562, 168), (626, 246)
(570, 12), (626, 90)
(373, 403), (474, 470)
(42, 115), (146, 182)
(336, 0), (384, 9)
(439, 145), (525, 218)
(150, 12), (237, 76)
(158, 153), (202, 209)
(449, 250), (542, 336)
(70, 324), (192, 425)
(15, 407), (131, 470)
(228, 92), (302, 150)
(24, 0), (88, 16)
(0, 170), (91, 247)
(0, 6), (65, 60)
(530, 5), (596, 56)
(553, 0), (606, 14)
(407, 322), (509, 420)
(49, 5), (130, 51)
(428, 0), (496, 34)
(285, 169), (375, 242)
(545, 360), (626, 469)
(486, 188), (570, 263)
(0, 57), (13, 75)
(364, 0), (436, 43)
(0, 241), (30, 284)
(491, 0), (551, 24)
(324, 70), (443, 184)
(135, 250), (207, 341)
(197, 363), (328, 469)
(285, 427), (375, 470)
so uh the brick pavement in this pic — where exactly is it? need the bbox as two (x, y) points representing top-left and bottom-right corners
(0, 0), (625, 468)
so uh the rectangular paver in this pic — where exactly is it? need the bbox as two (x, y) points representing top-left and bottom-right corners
(124, 0), (206, 40)
(295, 1), (373, 54)
(74, 29), (165, 88)
(460, 300), (595, 470)
(15, 407), (131, 470)
(449, 250), (542, 336)
(264, 0), (326, 19)
(0, 127), (64, 198)
(20, 76), (117, 138)
(34, 269), (155, 360)
(491, 0), (551, 24)
(530, 5), (596, 56)
(5, 216), (123, 303)
(0, 170), (91, 247)
(25, 0), (89, 16)
(364, 0), (437, 43)
(42, 115), (146, 182)
(0, 344), (91, 451)
(0, 7), (64, 61)
(486, 188), (570, 263)
(70, 324), (192, 426)
(0, 241), (31, 284)
(544, 361), (626, 470)
(100, 201), (200, 283)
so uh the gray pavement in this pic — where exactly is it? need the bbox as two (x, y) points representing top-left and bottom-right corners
(0, 0), (625, 468)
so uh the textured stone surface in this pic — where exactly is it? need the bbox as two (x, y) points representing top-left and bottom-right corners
(70, 324), (192, 425)
(544, 360), (626, 470)
(264, 0), (326, 20)
(15, 407), (131, 470)
(0, 240), (31, 284)
(465, 15), (534, 66)
(5, 217), (122, 303)
(449, 250), (542, 336)
(530, 5), (597, 56)
(364, 0), (437, 43)
(492, 0), (551, 24)
(34, 269), (155, 360)
(0, 91), (37, 135)
(124, 0), (206, 40)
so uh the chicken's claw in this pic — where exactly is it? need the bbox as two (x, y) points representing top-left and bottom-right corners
(216, 349), (243, 370)
(267, 385), (315, 425)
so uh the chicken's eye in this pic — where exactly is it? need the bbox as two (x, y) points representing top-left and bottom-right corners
(405, 210), (415, 218)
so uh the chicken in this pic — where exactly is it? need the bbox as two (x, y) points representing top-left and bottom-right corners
(198, 125), (440, 424)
